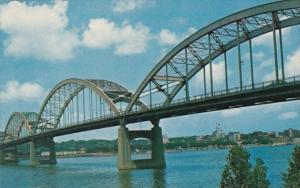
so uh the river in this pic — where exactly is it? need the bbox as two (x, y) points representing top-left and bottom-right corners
(0, 145), (295, 188)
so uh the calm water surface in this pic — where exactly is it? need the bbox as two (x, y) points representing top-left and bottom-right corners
(0, 145), (295, 188)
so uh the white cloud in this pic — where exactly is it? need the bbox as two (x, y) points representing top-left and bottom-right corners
(278, 111), (298, 120)
(243, 52), (267, 68)
(285, 47), (300, 77)
(158, 30), (178, 46)
(220, 102), (284, 118)
(258, 58), (273, 72)
(252, 27), (291, 47)
(253, 52), (266, 61)
(112, 0), (151, 13)
(0, 0), (79, 61)
(261, 104), (282, 113)
(263, 47), (300, 81)
(220, 108), (242, 117)
(158, 27), (197, 46)
(196, 61), (229, 86)
(82, 18), (150, 55)
(0, 81), (44, 103)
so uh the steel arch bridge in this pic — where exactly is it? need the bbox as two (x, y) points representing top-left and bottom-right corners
(33, 78), (145, 134)
(3, 112), (38, 143)
(1, 0), (300, 169)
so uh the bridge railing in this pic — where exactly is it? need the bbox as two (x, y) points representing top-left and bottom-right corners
(7, 75), (300, 141)
(135, 75), (300, 112)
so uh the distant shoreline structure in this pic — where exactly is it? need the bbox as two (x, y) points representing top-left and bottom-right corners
(43, 142), (295, 160)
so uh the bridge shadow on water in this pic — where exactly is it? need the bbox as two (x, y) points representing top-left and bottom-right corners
(118, 169), (166, 188)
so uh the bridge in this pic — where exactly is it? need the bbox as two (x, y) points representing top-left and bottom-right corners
(1, 0), (300, 170)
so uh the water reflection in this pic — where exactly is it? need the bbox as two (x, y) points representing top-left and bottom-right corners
(152, 169), (166, 188)
(118, 169), (166, 188)
(119, 170), (133, 188)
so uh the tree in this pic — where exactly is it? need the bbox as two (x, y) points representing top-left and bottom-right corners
(220, 146), (251, 188)
(283, 146), (300, 188)
(246, 158), (270, 188)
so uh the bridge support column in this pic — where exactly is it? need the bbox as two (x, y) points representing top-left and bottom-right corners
(30, 138), (57, 165)
(118, 126), (132, 170)
(30, 141), (39, 166)
(0, 147), (18, 164)
(117, 120), (166, 170)
(0, 150), (4, 164)
(151, 122), (166, 168)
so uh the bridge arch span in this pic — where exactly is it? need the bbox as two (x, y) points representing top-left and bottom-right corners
(126, 0), (300, 112)
(3, 112), (38, 143)
(34, 78), (142, 133)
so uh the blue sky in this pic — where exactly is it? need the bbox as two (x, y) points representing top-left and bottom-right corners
(0, 0), (299, 142)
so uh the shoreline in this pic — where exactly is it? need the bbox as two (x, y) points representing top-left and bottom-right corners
(51, 142), (294, 159)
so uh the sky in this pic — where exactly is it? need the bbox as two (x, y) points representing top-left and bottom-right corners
(0, 0), (299, 142)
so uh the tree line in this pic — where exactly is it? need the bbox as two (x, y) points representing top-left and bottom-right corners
(220, 145), (300, 188)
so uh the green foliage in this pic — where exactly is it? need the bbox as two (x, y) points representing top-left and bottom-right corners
(220, 146), (251, 188)
(130, 139), (151, 151)
(245, 158), (270, 188)
(283, 146), (300, 188)
(165, 137), (236, 150)
(220, 146), (271, 188)
(241, 132), (273, 145)
(55, 139), (118, 153)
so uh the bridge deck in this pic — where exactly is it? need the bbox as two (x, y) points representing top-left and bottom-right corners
(1, 77), (300, 149)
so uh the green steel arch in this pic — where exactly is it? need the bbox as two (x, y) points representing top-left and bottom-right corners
(126, 0), (300, 112)
(34, 78), (141, 133)
(3, 112), (38, 143)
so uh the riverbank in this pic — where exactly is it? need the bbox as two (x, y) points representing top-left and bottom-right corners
(53, 142), (294, 159)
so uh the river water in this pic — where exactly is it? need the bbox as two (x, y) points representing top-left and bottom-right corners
(0, 145), (295, 188)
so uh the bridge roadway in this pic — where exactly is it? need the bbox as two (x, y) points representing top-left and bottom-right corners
(1, 77), (300, 149)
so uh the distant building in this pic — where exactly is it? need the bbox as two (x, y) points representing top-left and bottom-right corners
(55, 151), (80, 156)
(196, 136), (203, 142)
(292, 138), (300, 144)
(269, 131), (278, 137)
(80, 147), (87, 154)
(41, 151), (50, 157)
(212, 124), (225, 140)
(274, 136), (289, 144)
(289, 128), (293, 138)
(228, 132), (241, 142)
(162, 134), (169, 144)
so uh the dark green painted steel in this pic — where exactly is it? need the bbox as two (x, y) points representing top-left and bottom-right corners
(272, 12), (279, 82)
(249, 39), (254, 89)
(236, 21), (243, 91)
(126, 0), (300, 112)
(224, 52), (228, 92)
(279, 28), (285, 80)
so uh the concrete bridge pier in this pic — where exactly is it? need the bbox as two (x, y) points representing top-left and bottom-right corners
(150, 120), (166, 168)
(117, 125), (132, 170)
(117, 119), (166, 170)
(30, 138), (57, 165)
(0, 146), (18, 164)
(0, 150), (4, 164)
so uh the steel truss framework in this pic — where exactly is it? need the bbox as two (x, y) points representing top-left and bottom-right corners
(1, 0), (300, 146)
(33, 78), (145, 133)
(3, 112), (38, 143)
(126, 0), (300, 112)
(2, 79), (144, 143)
